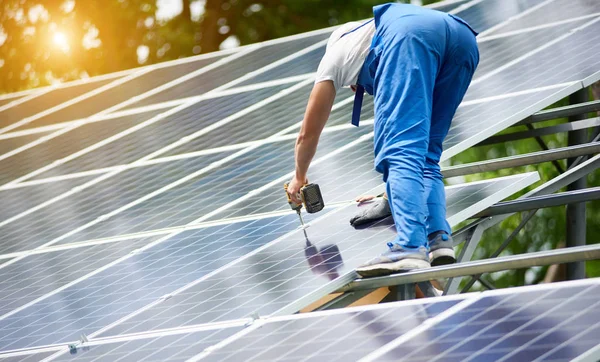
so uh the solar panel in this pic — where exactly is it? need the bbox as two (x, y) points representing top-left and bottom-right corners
(126, 32), (330, 109)
(0, 214), (320, 352)
(451, 0), (547, 32)
(0, 74), (126, 132)
(11, 53), (231, 131)
(365, 279), (600, 362)
(94, 173), (537, 338)
(489, 0), (600, 35)
(198, 296), (468, 362)
(0, 108), (169, 185)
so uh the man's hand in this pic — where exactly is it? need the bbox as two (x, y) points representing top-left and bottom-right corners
(287, 176), (307, 204)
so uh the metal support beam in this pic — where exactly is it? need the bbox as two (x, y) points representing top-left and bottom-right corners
(478, 117), (600, 146)
(442, 142), (600, 178)
(566, 88), (589, 280)
(527, 124), (566, 174)
(338, 244), (600, 293)
(315, 289), (377, 311)
(473, 187), (600, 218)
(517, 99), (600, 125)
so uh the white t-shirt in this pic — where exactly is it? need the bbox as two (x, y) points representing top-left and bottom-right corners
(315, 21), (376, 91)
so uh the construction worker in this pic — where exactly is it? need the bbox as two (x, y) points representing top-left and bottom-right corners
(286, 3), (479, 277)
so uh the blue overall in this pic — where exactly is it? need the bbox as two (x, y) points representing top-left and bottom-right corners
(354, 4), (479, 248)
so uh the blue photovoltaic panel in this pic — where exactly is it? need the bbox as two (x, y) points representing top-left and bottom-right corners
(0, 213), (320, 352)
(489, 0), (600, 35)
(443, 86), (573, 158)
(13, 54), (229, 131)
(465, 19), (600, 102)
(32, 84), (290, 179)
(0, 351), (57, 362)
(200, 298), (464, 362)
(475, 20), (590, 77)
(97, 173), (537, 337)
(56, 126), (373, 244)
(454, 0), (546, 33)
(47, 324), (245, 362)
(0, 132), (52, 157)
(0, 176), (95, 227)
(238, 46), (325, 86)
(0, 151), (232, 254)
(0, 78), (119, 130)
(0, 108), (168, 186)
(0, 235), (160, 317)
(125, 32), (331, 109)
(375, 281), (600, 362)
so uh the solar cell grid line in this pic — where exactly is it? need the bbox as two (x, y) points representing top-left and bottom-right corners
(474, 19), (591, 77)
(365, 280), (600, 362)
(441, 82), (582, 161)
(0, 77), (118, 135)
(476, 0), (556, 37)
(0, 235), (162, 318)
(487, 0), (600, 36)
(43, 325), (246, 362)
(10, 55), (232, 132)
(0, 352), (57, 362)
(0, 175), (96, 224)
(0, 213), (323, 352)
(0, 108), (170, 187)
(125, 34), (330, 109)
(1, 46), (252, 136)
(195, 296), (469, 362)
(464, 18), (600, 102)
(23, 83), (291, 181)
(449, 0), (547, 32)
(0, 132), (53, 159)
(470, 15), (600, 87)
(160, 84), (357, 157)
(478, 13), (600, 43)
(0, 67), (154, 135)
(0, 151), (235, 255)
(54, 126), (374, 244)
(96, 173), (539, 338)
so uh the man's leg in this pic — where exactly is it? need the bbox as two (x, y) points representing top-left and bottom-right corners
(425, 17), (479, 266)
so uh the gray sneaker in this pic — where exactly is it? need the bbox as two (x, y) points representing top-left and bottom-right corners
(429, 233), (456, 266)
(356, 243), (431, 278)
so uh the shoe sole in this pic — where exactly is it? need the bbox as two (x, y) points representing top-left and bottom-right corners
(430, 248), (456, 267)
(356, 259), (431, 278)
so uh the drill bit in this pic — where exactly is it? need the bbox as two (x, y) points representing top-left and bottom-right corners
(296, 209), (309, 239)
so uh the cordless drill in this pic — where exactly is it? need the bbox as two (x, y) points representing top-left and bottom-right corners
(283, 183), (325, 238)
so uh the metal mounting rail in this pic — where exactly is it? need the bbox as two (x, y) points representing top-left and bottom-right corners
(337, 244), (600, 293)
(473, 187), (600, 218)
(517, 99), (600, 125)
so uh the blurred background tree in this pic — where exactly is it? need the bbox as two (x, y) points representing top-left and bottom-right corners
(1, 0), (597, 289)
